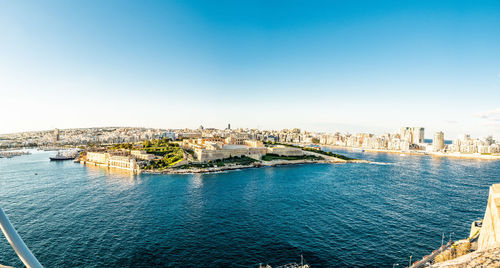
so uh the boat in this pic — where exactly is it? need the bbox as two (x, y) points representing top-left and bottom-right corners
(352, 148), (365, 152)
(49, 150), (79, 161)
(49, 154), (75, 161)
(259, 255), (310, 268)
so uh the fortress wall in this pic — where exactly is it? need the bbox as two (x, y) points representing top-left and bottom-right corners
(478, 184), (500, 250)
(267, 146), (303, 156)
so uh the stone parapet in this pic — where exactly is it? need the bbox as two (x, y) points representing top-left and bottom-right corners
(478, 184), (500, 250)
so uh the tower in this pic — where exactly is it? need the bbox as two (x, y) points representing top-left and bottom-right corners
(433, 131), (445, 151)
(53, 128), (60, 143)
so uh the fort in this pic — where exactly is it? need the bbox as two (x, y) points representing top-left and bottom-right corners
(83, 152), (141, 174)
(182, 138), (304, 162)
(77, 138), (361, 174)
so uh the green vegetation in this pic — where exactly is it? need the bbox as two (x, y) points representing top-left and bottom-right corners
(434, 241), (471, 263)
(263, 141), (277, 146)
(107, 138), (356, 172)
(301, 147), (355, 160)
(185, 148), (196, 158)
(261, 153), (323, 161)
(143, 141), (180, 157)
(109, 143), (134, 150)
(176, 156), (258, 169)
(141, 139), (184, 170)
(106, 139), (185, 171)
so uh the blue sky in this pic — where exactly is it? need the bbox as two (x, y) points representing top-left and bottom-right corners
(1, 0), (499, 139)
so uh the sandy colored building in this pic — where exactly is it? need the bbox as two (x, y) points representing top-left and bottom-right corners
(193, 144), (268, 162)
(131, 150), (155, 161)
(266, 145), (303, 156)
(433, 131), (445, 152)
(84, 152), (140, 173)
(183, 138), (268, 162)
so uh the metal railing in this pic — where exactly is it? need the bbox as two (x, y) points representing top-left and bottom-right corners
(0, 207), (43, 268)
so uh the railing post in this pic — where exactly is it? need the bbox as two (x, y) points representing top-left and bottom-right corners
(0, 208), (43, 268)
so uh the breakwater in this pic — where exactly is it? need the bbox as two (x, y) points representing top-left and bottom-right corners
(0, 151), (30, 159)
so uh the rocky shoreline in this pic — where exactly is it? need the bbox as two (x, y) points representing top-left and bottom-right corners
(142, 158), (369, 175)
(322, 145), (500, 160)
(0, 150), (31, 159)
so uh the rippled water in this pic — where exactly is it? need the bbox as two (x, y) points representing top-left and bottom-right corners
(0, 149), (499, 267)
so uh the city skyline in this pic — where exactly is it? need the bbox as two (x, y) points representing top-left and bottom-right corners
(1, 1), (500, 137)
(0, 124), (498, 142)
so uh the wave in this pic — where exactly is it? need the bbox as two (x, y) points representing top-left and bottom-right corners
(368, 161), (393, 165)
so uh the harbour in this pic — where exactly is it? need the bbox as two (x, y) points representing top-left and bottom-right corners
(2, 0), (500, 266)
(1, 150), (498, 267)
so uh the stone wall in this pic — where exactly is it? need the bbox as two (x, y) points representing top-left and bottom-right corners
(478, 183), (500, 250)
(84, 152), (140, 174)
(267, 146), (303, 156)
(86, 152), (108, 164)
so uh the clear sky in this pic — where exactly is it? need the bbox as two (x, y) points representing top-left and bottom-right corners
(1, 0), (499, 139)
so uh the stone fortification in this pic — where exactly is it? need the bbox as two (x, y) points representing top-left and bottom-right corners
(477, 183), (500, 250)
(84, 152), (140, 174)
(427, 184), (500, 267)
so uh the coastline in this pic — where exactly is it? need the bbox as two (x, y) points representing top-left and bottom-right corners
(0, 150), (31, 159)
(78, 144), (369, 175)
(321, 145), (500, 160)
(81, 156), (368, 175)
(143, 157), (368, 174)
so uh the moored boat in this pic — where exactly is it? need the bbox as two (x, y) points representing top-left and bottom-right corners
(49, 149), (80, 161)
(49, 155), (75, 161)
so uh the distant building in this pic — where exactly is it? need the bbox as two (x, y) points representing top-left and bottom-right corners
(85, 152), (140, 173)
(265, 135), (279, 143)
(130, 150), (155, 161)
(267, 145), (303, 156)
(399, 127), (412, 142)
(161, 132), (176, 140)
(400, 127), (424, 144)
(412, 127), (425, 144)
(227, 123), (231, 130)
(179, 132), (202, 139)
(433, 131), (445, 151)
(53, 128), (60, 143)
(182, 138), (267, 162)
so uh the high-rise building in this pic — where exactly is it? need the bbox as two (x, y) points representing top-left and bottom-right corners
(433, 131), (445, 151)
(412, 127), (425, 144)
(400, 126), (424, 144)
(227, 123), (231, 130)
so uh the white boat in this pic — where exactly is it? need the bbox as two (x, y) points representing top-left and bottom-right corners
(50, 149), (80, 161)
(260, 255), (310, 268)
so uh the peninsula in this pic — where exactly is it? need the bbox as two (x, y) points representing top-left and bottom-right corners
(78, 138), (365, 174)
